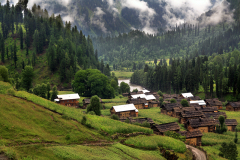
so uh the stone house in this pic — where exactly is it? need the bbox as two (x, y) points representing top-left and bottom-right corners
(196, 106), (218, 113)
(172, 107), (196, 118)
(186, 118), (217, 133)
(178, 129), (203, 146)
(110, 104), (138, 118)
(226, 102), (240, 111)
(205, 98), (223, 110)
(151, 122), (180, 135)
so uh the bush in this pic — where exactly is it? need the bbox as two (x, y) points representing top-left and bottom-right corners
(111, 114), (119, 120)
(125, 118), (130, 123)
(219, 142), (238, 160)
(170, 99), (177, 103)
(164, 131), (186, 142)
(88, 111), (96, 115)
(87, 95), (101, 116)
(7, 88), (15, 96)
(216, 115), (227, 134)
(65, 134), (70, 140)
(234, 128), (238, 144)
(157, 90), (163, 96)
(132, 89), (138, 92)
(5, 148), (16, 159)
(181, 99), (189, 107)
(141, 121), (151, 128)
(81, 116), (87, 125)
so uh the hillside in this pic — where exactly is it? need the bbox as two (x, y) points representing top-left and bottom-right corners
(0, 82), (168, 160)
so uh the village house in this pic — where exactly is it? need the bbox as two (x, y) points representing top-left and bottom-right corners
(130, 94), (156, 102)
(151, 122), (180, 135)
(204, 112), (227, 119)
(178, 129), (203, 146)
(186, 118), (216, 133)
(161, 103), (182, 116)
(216, 119), (238, 131)
(205, 98), (223, 110)
(82, 98), (105, 109)
(180, 93), (194, 99)
(54, 93), (80, 107)
(162, 94), (179, 101)
(148, 101), (159, 108)
(126, 98), (147, 109)
(226, 102), (240, 111)
(187, 96), (201, 101)
(179, 110), (205, 124)
(110, 104), (138, 118)
(196, 106), (218, 113)
(172, 107), (196, 118)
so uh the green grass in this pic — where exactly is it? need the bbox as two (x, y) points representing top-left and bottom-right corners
(111, 71), (133, 79)
(0, 82), (152, 135)
(57, 91), (75, 95)
(125, 135), (186, 153)
(219, 110), (240, 130)
(138, 107), (179, 124)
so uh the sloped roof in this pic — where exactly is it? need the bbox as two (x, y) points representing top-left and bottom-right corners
(196, 106), (218, 112)
(181, 93), (194, 98)
(163, 94), (179, 99)
(216, 119), (238, 126)
(188, 118), (217, 128)
(131, 94), (156, 101)
(130, 91), (144, 95)
(153, 122), (180, 133)
(178, 129), (203, 138)
(162, 103), (182, 111)
(190, 100), (206, 106)
(227, 102), (240, 108)
(181, 110), (205, 118)
(113, 104), (137, 112)
(57, 94), (80, 100)
(145, 95), (156, 100)
(205, 99), (222, 106)
(188, 96), (201, 101)
(173, 107), (196, 113)
(204, 112), (227, 119)
(126, 98), (147, 104)
(142, 89), (150, 93)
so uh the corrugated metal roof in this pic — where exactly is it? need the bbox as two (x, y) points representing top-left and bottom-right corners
(142, 89), (150, 93)
(113, 104), (137, 112)
(131, 94), (156, 100)
(190, 100), (206, 106)
(57, 94), (80, 100)
(181, 92), (194, 98)
(54, 99), (60, 102)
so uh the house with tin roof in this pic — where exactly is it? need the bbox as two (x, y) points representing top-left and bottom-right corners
(110, 104), (138, 118)
(54, 93), (80, 107)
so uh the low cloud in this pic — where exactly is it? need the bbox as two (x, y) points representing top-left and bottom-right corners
(91, 7), (108, 33)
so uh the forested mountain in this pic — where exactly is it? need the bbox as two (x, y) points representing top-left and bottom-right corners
(0, 1), (109, 88)
(93, 0), (240, 70)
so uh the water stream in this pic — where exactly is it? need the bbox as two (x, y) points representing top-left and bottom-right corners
(118, 79), (144, 92)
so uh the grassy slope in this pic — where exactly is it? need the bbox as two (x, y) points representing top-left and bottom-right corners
(111, 71), (133, 79)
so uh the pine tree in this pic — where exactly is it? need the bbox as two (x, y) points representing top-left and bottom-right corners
(19, 26), (23, 49)
(14, 40), (17, 68)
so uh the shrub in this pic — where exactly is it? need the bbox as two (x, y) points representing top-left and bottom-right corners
(132, 89), (138, 92)
(141, 121), (151, 128)
(119, 95), (123, 99)
(111, 114), (119, 120)
(234, 128), (238, 144)
(5, 148), (16, 159)
(157, 90), (163, 96)
(159, 97), (164, 106)
(125, 118), (130, 123)
(181, 99), (189, 107)
(88, 111), (96, 115)
(87, 95), (101, 116)
(7, 88), (15, 96)
(216, 115), (227, 134)
(219, 142), (238, 160)
(164, 131), (186, 142)
(81, 116), (87, 125)
(170, 99), (176, 103)
(65, 134), (70, 140)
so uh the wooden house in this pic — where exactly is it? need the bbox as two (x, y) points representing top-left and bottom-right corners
(148, 101), (159, 108)
(178, 129), (203, 146)
(161, 103), (182, 116)
(151, 122), (180, 135)
(126, 98), (147, 109)
(186, 118), (217, 133)
(189, 100), (206, 107)
(187, 96), (201, 101)
(172, 107), (196, 118)
(54, 94), (80, 107)
(205, 98), (223, 110)
(226, 102), (240, 111)
(122, 93), (129, 97)
(163, 94), (179, 101)
(179, 110), (205, 124)
(110, 104), (138, 118)
(204, 112), (227, 119)
(196, 106), (218, 113)
(82, 98), (104, 109)
(216, 119), (238, 131)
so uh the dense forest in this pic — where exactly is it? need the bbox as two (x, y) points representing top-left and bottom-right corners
(92, 0), (240, 71)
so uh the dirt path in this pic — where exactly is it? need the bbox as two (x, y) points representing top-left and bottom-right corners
(186, 145), (206, 160)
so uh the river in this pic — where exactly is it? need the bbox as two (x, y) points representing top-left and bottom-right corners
(118, 79), (144, 92)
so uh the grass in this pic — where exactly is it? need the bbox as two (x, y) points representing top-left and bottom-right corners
(138, 107), (179, 124)
(125, 135), (186, 153)
(111, 71), (133, 79)
(0, 81), (153, 135)
(219, 110), (240, 130)
(58, 91), (75, 95)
